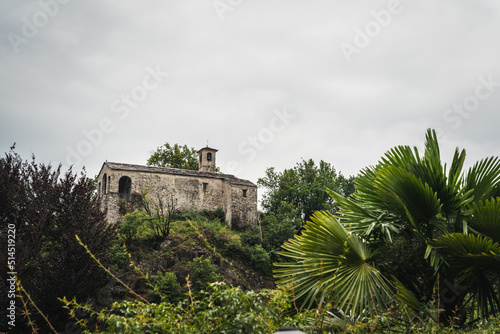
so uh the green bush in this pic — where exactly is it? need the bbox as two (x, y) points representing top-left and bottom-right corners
(240, 228), (262, 246)
(198, 207), (226, 222)
(118, 210), (148, 241)
(243, 244), (272, 275)
(65, 283), (303, 334)
(188, 256), (222, 293)
(109, 241), (128, 268)
(213, 207), (226, 222)
(148, 271), (183, 304)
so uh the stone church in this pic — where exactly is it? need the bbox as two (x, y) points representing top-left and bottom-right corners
(97, 147), (258, 229)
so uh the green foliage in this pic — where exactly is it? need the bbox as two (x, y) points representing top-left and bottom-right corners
(258, 159), (355, 221)
(242, 244), (272, 275)
(0, 146), (116, 332)
(139, 189), (178, 241)
(147, 142), (199, 170)
(148, 271), (183, 304)
(199, 207), (226, 222)
(109, 241), (129, 268)
(118, 210), (148, 241)
(276, 129), (500, 326)
(63, 283), (309, 334)
(118, 198), (132, 216)
(188, 256), (222, 293)
(240, 228), (262, 246)
(275, 211), (393, 314)
(178, 216), (244, 256)
(261, 202), (303, 263)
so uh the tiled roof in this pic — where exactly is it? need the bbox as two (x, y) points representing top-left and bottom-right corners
(103, 162), (256, 187)
(197, 146), (218, 153)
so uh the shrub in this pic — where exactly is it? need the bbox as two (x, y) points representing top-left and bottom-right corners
(188, 256), (222, 293)
(240, 228), (262, 246)
(64, 283), (302, 334)
(109, 241), (128, 268)
(118, 210), (147, 241)
(148, 271), (183, 304)
(243, 244), (272, 275)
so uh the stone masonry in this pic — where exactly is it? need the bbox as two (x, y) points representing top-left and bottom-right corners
(97, 147), (257, 230)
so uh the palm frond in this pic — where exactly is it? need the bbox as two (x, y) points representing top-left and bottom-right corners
(465, 156), (500, 203)
(274, 211), (393, 316)
(468, 197), (500, 243)
(433, 233), (500, 317)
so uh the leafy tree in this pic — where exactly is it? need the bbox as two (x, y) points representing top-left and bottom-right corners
(258, 159), (355, 220)
(0, 146), (115, 332)
(275, 129), (500, 326)
(259, 202), (303, 263)
(147, 143), (198, 170)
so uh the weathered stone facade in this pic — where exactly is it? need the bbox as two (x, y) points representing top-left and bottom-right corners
(97, 147), (257, 229)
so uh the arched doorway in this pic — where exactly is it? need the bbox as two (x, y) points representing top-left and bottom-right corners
(118, 176), (132, 200)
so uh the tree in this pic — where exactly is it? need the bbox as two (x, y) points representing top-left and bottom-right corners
(275, 129), (500, 326)
(0, 146), (115, 332)
(260, 201), (303, 263)
(140, 188), (178, 241)
(257, 159), (355, 221)
(147, 143), (199, 170)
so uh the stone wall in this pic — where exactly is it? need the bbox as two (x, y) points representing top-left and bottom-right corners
(228, 184), (258, 230)
(97, 163), (257, 228)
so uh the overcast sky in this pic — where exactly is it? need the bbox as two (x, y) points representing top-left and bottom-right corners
(1, 0), (500, 188)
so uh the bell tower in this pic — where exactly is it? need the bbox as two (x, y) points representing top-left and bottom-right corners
(198, 146), (218, 172)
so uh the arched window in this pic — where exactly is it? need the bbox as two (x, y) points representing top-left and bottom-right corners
(102, 174), (107, 195)
(119, 176), (132, 200)
(207, 152), (212, 161)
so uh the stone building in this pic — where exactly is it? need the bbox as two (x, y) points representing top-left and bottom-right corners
(97, 147), (257, 229)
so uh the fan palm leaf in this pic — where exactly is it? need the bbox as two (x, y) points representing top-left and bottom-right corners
(432, 233), (500, 317)
(467, 197), (500, 243)
(274, 211), (392, 316)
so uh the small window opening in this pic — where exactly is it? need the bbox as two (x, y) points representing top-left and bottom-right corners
(102, 174), (107, 195)
(199, 153), (202, 163)
(98, 182), (101, 197)
(203, 183), (208, 191)
(207, 152), (212, 161)
(119, 176), (132, 201)
(242, 189), (247, 197)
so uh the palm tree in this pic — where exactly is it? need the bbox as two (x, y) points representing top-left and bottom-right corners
(274, 129), (500, 325)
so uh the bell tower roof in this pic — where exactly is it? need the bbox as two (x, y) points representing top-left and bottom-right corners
(197, 146), (218, 153)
